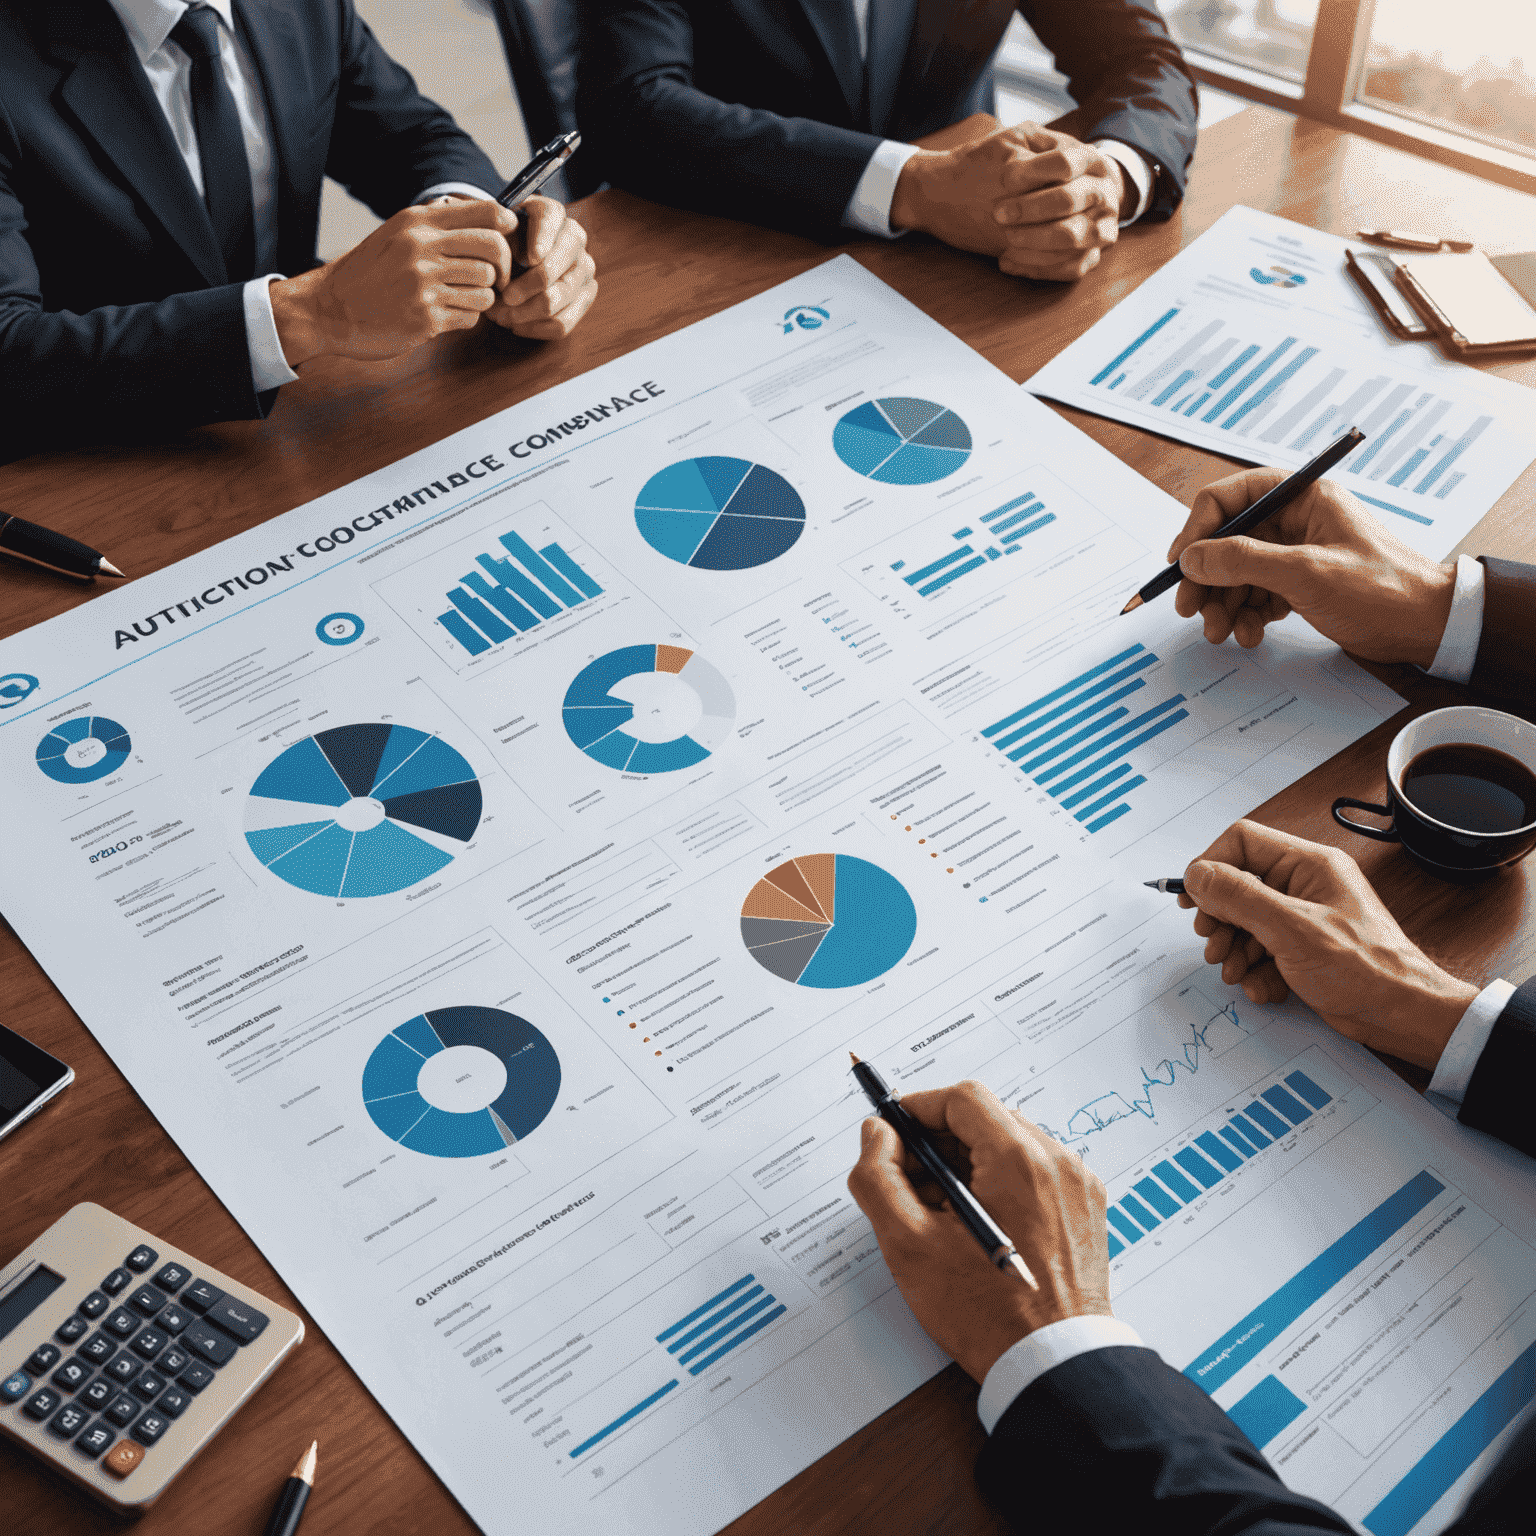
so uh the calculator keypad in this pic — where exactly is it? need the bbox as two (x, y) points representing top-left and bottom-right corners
(3, 1233), (286, 1492)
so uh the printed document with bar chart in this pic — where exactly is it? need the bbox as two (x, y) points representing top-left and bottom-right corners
(0, 257), (1529, 1536)
(1027, 206), (1536, 555)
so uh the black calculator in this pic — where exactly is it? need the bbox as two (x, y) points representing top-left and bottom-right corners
(0, 1203), (302, 1510)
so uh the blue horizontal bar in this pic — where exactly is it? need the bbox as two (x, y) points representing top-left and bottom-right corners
(1184, 1170), (1445, 1392)
(657, 1274), (755, 1342)
(1060, 762), (1131, 811)
(1175, 1147), (1226, 1190)
(1285, 1071), (1332, 1110)
(1016, 706), (1129, 770)
(991, 662), (1154, 751)
(1222, 346), (1318, 430)
(1091, 307), (1180, 386)
(665, 1285), (764, 1353)
(952, 527), (972, 538)
(1075, 775), (1146, 823)
(904, 546), (972, 586)
(687, 1304), (788, 1375)
(1038, 696), (1187, 785)
(1107, 1208), (1144, 1245)
(1245, 1100), (1292, 1140)
(1221, 1126), (1256, 1159)
(1364, 1337), (1536, 1536)
(1050, 708), (1189, 797)
(990, 502), (1045, 538)
(1109, 373), (1126, 388)
(1134, 1177), (1182, 1219)
(1153, 368), (1197, 408)
(1152, 1160), (1202, 1203)
(982, 645), (1146, 738)
(1107, 1232), (1125, 1258)
(1229, 1113), (1271, 1149)
(1120, 1193), (1160, 1230)
(1228, 1375), (1308, 1449)
(1205, 344), (1258, 393)
(1197, 1132), (1243, 1173)
(982, 492), (1037, 523)
(1262, 1084), (1313, 1126)
(438, 609), (490, 655)
(1014, 513), (1056, 539)
(1087, 802), (1134, 833)
(569, 1380), (679, 1458)
(1355, 494), (1433, 527)
(678, 1295), (778, 1365)
(919, 555), (987, 595)
(1184, 392), (1212, 416)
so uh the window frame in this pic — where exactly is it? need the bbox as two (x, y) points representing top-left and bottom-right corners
(994, 0), (1536, 196)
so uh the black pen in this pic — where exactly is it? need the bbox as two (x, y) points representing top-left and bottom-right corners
(496, 130), (582, 210)
(850, 1054), (1037, 1288)
(1143, 877), (1185, 895)
(1120, 425), (1364, 614)
(263, 1440), (317, 1536)
(0, 513), (124, 580)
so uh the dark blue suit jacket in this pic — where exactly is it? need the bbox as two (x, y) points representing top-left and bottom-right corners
(0, 0), (501, 461)
(580, 0), (1199, 241)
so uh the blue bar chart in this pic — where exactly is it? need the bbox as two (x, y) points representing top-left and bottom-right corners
(655, 1273), (787, 1377)
(887, 488), (1058, 598)
(1104, 1067), (1336, 1259)
(436, 527), (603, 657)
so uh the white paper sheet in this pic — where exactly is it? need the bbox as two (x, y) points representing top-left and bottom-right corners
(1027, 206), (1536, 559)
(0, 257), (1529, 1536)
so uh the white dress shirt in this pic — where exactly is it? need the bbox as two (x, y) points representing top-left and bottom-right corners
(107, 0), (489, 394)
(841, 0), (1155, 238)
(981, 569), (1515, 1432)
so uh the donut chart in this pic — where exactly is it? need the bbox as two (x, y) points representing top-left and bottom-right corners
(244, 723), (481, 898)
(741, 854), (917, 988)
(563, 644), (735, 774)
(36, 716), (131, 784)
(362, 1007), (562, 1157)
(635, 456), (805, 569)
(833, 397), (972, 485)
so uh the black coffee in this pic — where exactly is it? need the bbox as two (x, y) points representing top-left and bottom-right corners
(1401, 742), (1536, 834)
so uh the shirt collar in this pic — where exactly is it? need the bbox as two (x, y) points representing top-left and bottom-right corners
(107, 0), (238, 62)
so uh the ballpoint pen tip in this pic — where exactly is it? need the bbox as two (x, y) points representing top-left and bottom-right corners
(98, 559), (126, 578)
(1143, 880), (1158, 889)
(293, 1439), (318, 1483)
(848, 1052), (861, 1065)
(1120, 594), (1142, 614)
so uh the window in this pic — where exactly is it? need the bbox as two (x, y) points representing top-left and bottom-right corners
(1359, 1), (1536, 156)
(1159, 0), (1320, 86)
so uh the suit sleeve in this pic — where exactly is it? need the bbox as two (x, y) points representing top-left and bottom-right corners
(977, 1347), (1353, 1535)
(579, 0), (883, 241)
(0, 104), (269, 459)
(1019, 0), (1199, 219)
(322, 0), (502, 216)
(1470, 558), (1536, 704)
(1459, 978), (1536, 1157)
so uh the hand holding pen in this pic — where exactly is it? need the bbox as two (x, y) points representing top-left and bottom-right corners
(847, 1074), (1117, 1385)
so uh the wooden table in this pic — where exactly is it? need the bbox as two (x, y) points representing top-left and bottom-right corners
(3, 105), (1533, 1536)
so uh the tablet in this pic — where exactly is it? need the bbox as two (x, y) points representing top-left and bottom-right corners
(1394, 249), (1536, 355)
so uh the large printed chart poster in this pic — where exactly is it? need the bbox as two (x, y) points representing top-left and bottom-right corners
(0, 258), (1531, 1536)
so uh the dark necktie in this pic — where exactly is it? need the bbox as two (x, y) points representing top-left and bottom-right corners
(170, 5), (255, 282)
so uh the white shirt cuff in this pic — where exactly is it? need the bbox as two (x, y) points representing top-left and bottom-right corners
(1094, 140), (1154, 225)
(977, 1315), (1145, 1433)
(417, 182), (497, 204)
(243, 274), (299, 395)
(1426, 555), (1487, 685)
(844, 140), (922, 239)
(1427, 978), (1517, 1111)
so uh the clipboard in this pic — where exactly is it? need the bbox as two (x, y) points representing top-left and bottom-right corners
(1393, 249), (1536, 356)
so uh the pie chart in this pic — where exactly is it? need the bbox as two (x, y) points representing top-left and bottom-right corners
(564, 644), (735, 773)
(36, 716), (131, 784)
(244, 723), (481, 898)
(833, 397), (972, 485)
(741, 854), (917, 988)
(362, 1006), (561, 1158)
(635, 456), (806, 570)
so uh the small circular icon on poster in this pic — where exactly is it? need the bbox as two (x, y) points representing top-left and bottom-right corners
(316, 612), (365, 646)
